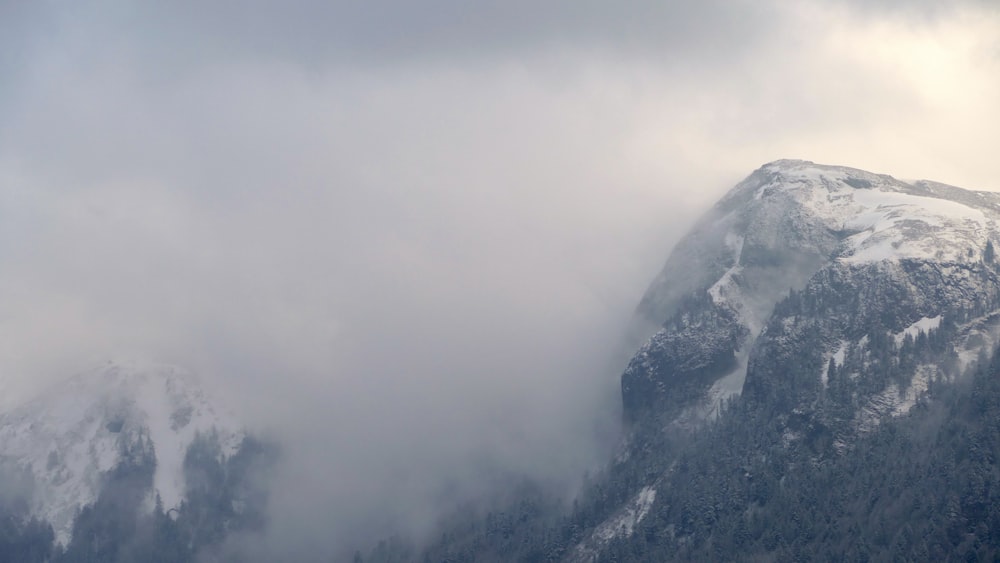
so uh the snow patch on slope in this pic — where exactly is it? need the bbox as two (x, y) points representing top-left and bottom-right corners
(751, 160), (994, 265)
(570, 486), (657, 562)
(821, 340), (849, 387)
(895, 316), (942, 345)
(708, 233), (745, 306)
(686, 345), (755, 422)
(593, 486), (656, 543)
(842, 191), (987, 263)
(858, 364), (938, 433)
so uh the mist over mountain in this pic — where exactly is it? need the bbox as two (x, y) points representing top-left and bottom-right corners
(3, 1), (1000, 561)
(359, 160), (1000, 562)
(5, 160), (1000, 561)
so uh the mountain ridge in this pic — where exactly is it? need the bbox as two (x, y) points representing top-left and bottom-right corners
(639, 159), (999, 327)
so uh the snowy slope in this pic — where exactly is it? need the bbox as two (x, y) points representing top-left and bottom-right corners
(645, 159), (1000, 324)
(735, 160), (996, 265)
(627, 159), (1000, 427)
(569, 486), (657, 562)
(0, 361), (244, 544)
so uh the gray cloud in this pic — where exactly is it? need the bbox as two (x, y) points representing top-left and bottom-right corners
(832, 0), (999, 19)
(2, 0), (999, 559)
(7, 1), (777, 69)
(0, 58), (692, 557)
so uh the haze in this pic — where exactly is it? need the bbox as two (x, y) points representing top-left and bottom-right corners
(1, 0), (998, 558)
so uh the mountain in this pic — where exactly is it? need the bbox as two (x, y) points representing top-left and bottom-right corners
(0, 361), (243, 545)
(597, 159), (1000, 559)
(0, 361), (272, 562)
(626, 159), (999, 430)
(371, 160), (1000, 562)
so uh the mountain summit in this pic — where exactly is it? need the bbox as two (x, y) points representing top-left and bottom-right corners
(626, 159), (1000, 427)
(641, 159), (996, 324)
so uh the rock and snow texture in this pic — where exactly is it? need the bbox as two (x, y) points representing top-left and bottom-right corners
(736, 161), (993, 265)
(625, 159), (1000, 428)
(570, 486), (657, 562)
(0, 361), (244, 544)
(640, 159), (1000, 325)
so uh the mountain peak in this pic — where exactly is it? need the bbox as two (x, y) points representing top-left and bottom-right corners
(733, 159), (905, 198)
(0, 362), (244, 545)
(642, 161), (998, 322)
(631, 162), (1000, 427)
(721, 160), (996, 265)
(760, 157), (816, 169)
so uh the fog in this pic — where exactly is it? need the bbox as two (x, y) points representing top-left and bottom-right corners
(1, 0), (998, 558)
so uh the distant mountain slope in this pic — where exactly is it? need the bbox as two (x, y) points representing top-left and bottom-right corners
(0, 361), (243, 544)
(0, 361), (272, 562)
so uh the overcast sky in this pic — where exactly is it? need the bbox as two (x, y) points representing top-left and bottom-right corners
(2, 0), (999, 558)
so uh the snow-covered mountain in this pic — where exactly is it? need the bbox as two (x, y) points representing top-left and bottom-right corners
(0, 361), (244, 545)
(625, 159), (1000, 430)
(565, 159), (1000, 559)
